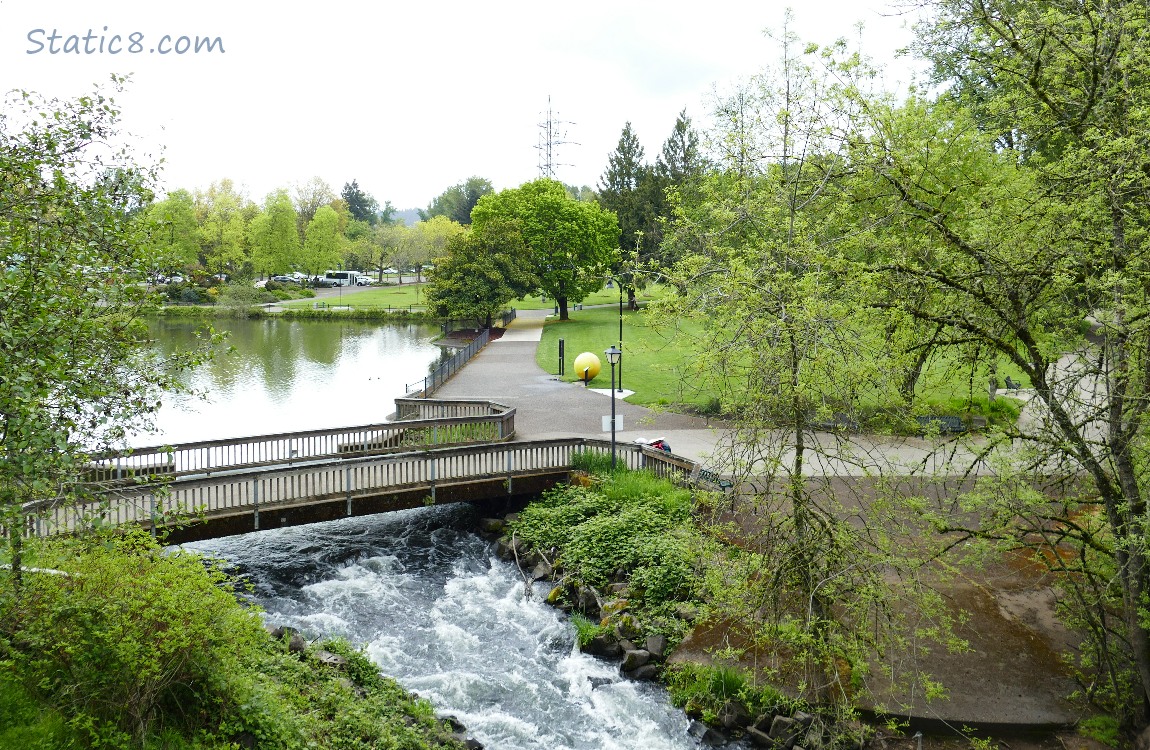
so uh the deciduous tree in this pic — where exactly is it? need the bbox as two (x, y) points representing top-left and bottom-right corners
(0, 81), (207, 583)
(425, 219), (537, 327)
(472, 178), (618, 320)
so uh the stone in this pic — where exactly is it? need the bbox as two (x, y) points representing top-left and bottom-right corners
(545, 585), (567, 605)
(463, 739), (484, 749)
(314, 649), (348, 666)
(752, 713), (776, 732)
(583, 633), (623, 658)
(576, 587), (600, 617)
(531, 561), (553, 581)
(621, 649), (651, 671)
(644, 634), (669, 659)
(287, 633), (307, 653)
(588, 676), (615, 689)
(626, 664), (660, 681)
(523, 550), (544, 569)
(746, 727), (774, 747)
(617, 638), (637, 652)
(495, 536), (520, 560)
(687, 720), (728, 746)
(612, 613), (643, 640)
(769, 715), (802, 749)
(1136, 726), (1150, 750)
(478, 517), (504, 535)
(719, 699), (752, 730)
(792, 711), (815, 729)
(674, 602), (698, 622)
(600, 598), (629, 618)
(606, 582), (628, 595)
(503, 512), (519, 523)
(442, 715), (467, 734)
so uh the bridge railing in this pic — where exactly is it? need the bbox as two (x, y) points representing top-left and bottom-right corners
(84, 400), (515, 483)
(28, 437), (702, 537)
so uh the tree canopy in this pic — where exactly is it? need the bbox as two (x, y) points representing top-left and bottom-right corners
(471, 178), (619, 320)
(424, 218), (537, 327)
(0, 81), (208, 582)
(419, 176), (493, 225)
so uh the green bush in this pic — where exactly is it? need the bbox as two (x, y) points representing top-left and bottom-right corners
(0, 529), (268, 746)
(1078, 715), (1121, 747)
(665, 662), (791, 719)
(0, 531), (467, 750)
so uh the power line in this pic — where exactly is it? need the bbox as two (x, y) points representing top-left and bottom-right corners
(536, 96), (578, 179)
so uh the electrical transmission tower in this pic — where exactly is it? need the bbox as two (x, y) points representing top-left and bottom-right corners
(536, 96), (577, 179)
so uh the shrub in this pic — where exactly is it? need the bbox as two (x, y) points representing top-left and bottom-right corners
(569, 448), (616, 474)
(0, 529), (268, 746)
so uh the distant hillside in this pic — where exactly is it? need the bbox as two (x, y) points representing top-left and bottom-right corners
(393, 208), (422, 226)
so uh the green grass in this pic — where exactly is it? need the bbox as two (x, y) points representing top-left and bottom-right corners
(512, 283), (669, 310)
(279, 283), (429, 309)
(534, 303), (1034, 426)
(534, 305), (714, 410)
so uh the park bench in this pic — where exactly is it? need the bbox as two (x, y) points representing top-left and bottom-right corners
(696, 467), (734, 491)
(915, 415), (966, 435)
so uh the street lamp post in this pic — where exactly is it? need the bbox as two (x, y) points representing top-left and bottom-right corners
(607, 275), (624, 392)
(617, 279), (624, 392)
(605, 346), (622, 470)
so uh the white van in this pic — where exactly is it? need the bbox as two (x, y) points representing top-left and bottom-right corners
(323, 270), (372, 287)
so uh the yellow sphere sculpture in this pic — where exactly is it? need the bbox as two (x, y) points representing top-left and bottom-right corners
(573, 352), (601, 383)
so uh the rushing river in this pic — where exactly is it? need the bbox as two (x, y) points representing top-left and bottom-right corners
(157, 318), (705, 749)
(187, 506), (703, 750)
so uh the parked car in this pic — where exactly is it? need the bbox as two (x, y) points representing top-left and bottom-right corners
(311, 277), (340, 288)
(270, 275), (298, 284)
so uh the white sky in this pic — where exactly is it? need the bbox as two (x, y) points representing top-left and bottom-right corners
(0, 0), (926, 211)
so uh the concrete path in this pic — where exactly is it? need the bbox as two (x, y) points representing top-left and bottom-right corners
(432, 309), (726, 464)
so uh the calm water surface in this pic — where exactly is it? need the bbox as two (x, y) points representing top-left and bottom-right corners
(142, 317), (443, 444)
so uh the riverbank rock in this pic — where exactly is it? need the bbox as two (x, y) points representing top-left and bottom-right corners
(621, 648), (651, 671)
(626, 664), (660, 681)
(769, 715), (803, 749)
(495, 535), (523, 561)
(688, 720), (729, 746)
(531, 560), (553, 581)
(478, 517), (505, 536)
(645, 634), (668, 659)
(718, 699), (752, 730)
(583, 633), (623, 658)
(314, 650), (348, 667)
(266, 624), (308, 653)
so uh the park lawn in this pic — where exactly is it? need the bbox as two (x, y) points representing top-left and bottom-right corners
(279, 283), (429, 309)
(536, 306), (1033, 422)
(535, 306), (714, 410)
(513, 283), (670, 310)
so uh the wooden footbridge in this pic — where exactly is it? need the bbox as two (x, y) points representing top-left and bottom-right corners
(21, 399), (707, 545)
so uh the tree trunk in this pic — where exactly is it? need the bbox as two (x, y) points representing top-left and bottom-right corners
(558, 296), (569, 320)
(9, 524), (22, 592)
(627, 287), (638, 311)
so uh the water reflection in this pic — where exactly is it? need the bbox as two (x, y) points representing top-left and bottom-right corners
(143, 318), (442, 445)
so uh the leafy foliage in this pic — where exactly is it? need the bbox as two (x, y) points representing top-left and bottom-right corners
(471, 178), (619, 320)
(510, 472), (701, 613)
(424, 218), (537, 326)
(0, 531), (465, 750)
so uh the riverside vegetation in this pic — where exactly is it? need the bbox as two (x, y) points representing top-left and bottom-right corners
(0, 528), (472, 750)
(488, 454), (891, 749)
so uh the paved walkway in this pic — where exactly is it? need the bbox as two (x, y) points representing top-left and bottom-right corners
(430, 310), (1083, 731)
(433, 309), (726, 464)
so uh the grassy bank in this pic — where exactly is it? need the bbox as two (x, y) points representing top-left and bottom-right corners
(0, 531), (466, 750)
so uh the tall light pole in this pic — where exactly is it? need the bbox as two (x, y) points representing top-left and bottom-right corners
(607, 275), (624, 392)
(617, 278), (624, 392)
(605, 345), (622, 469)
